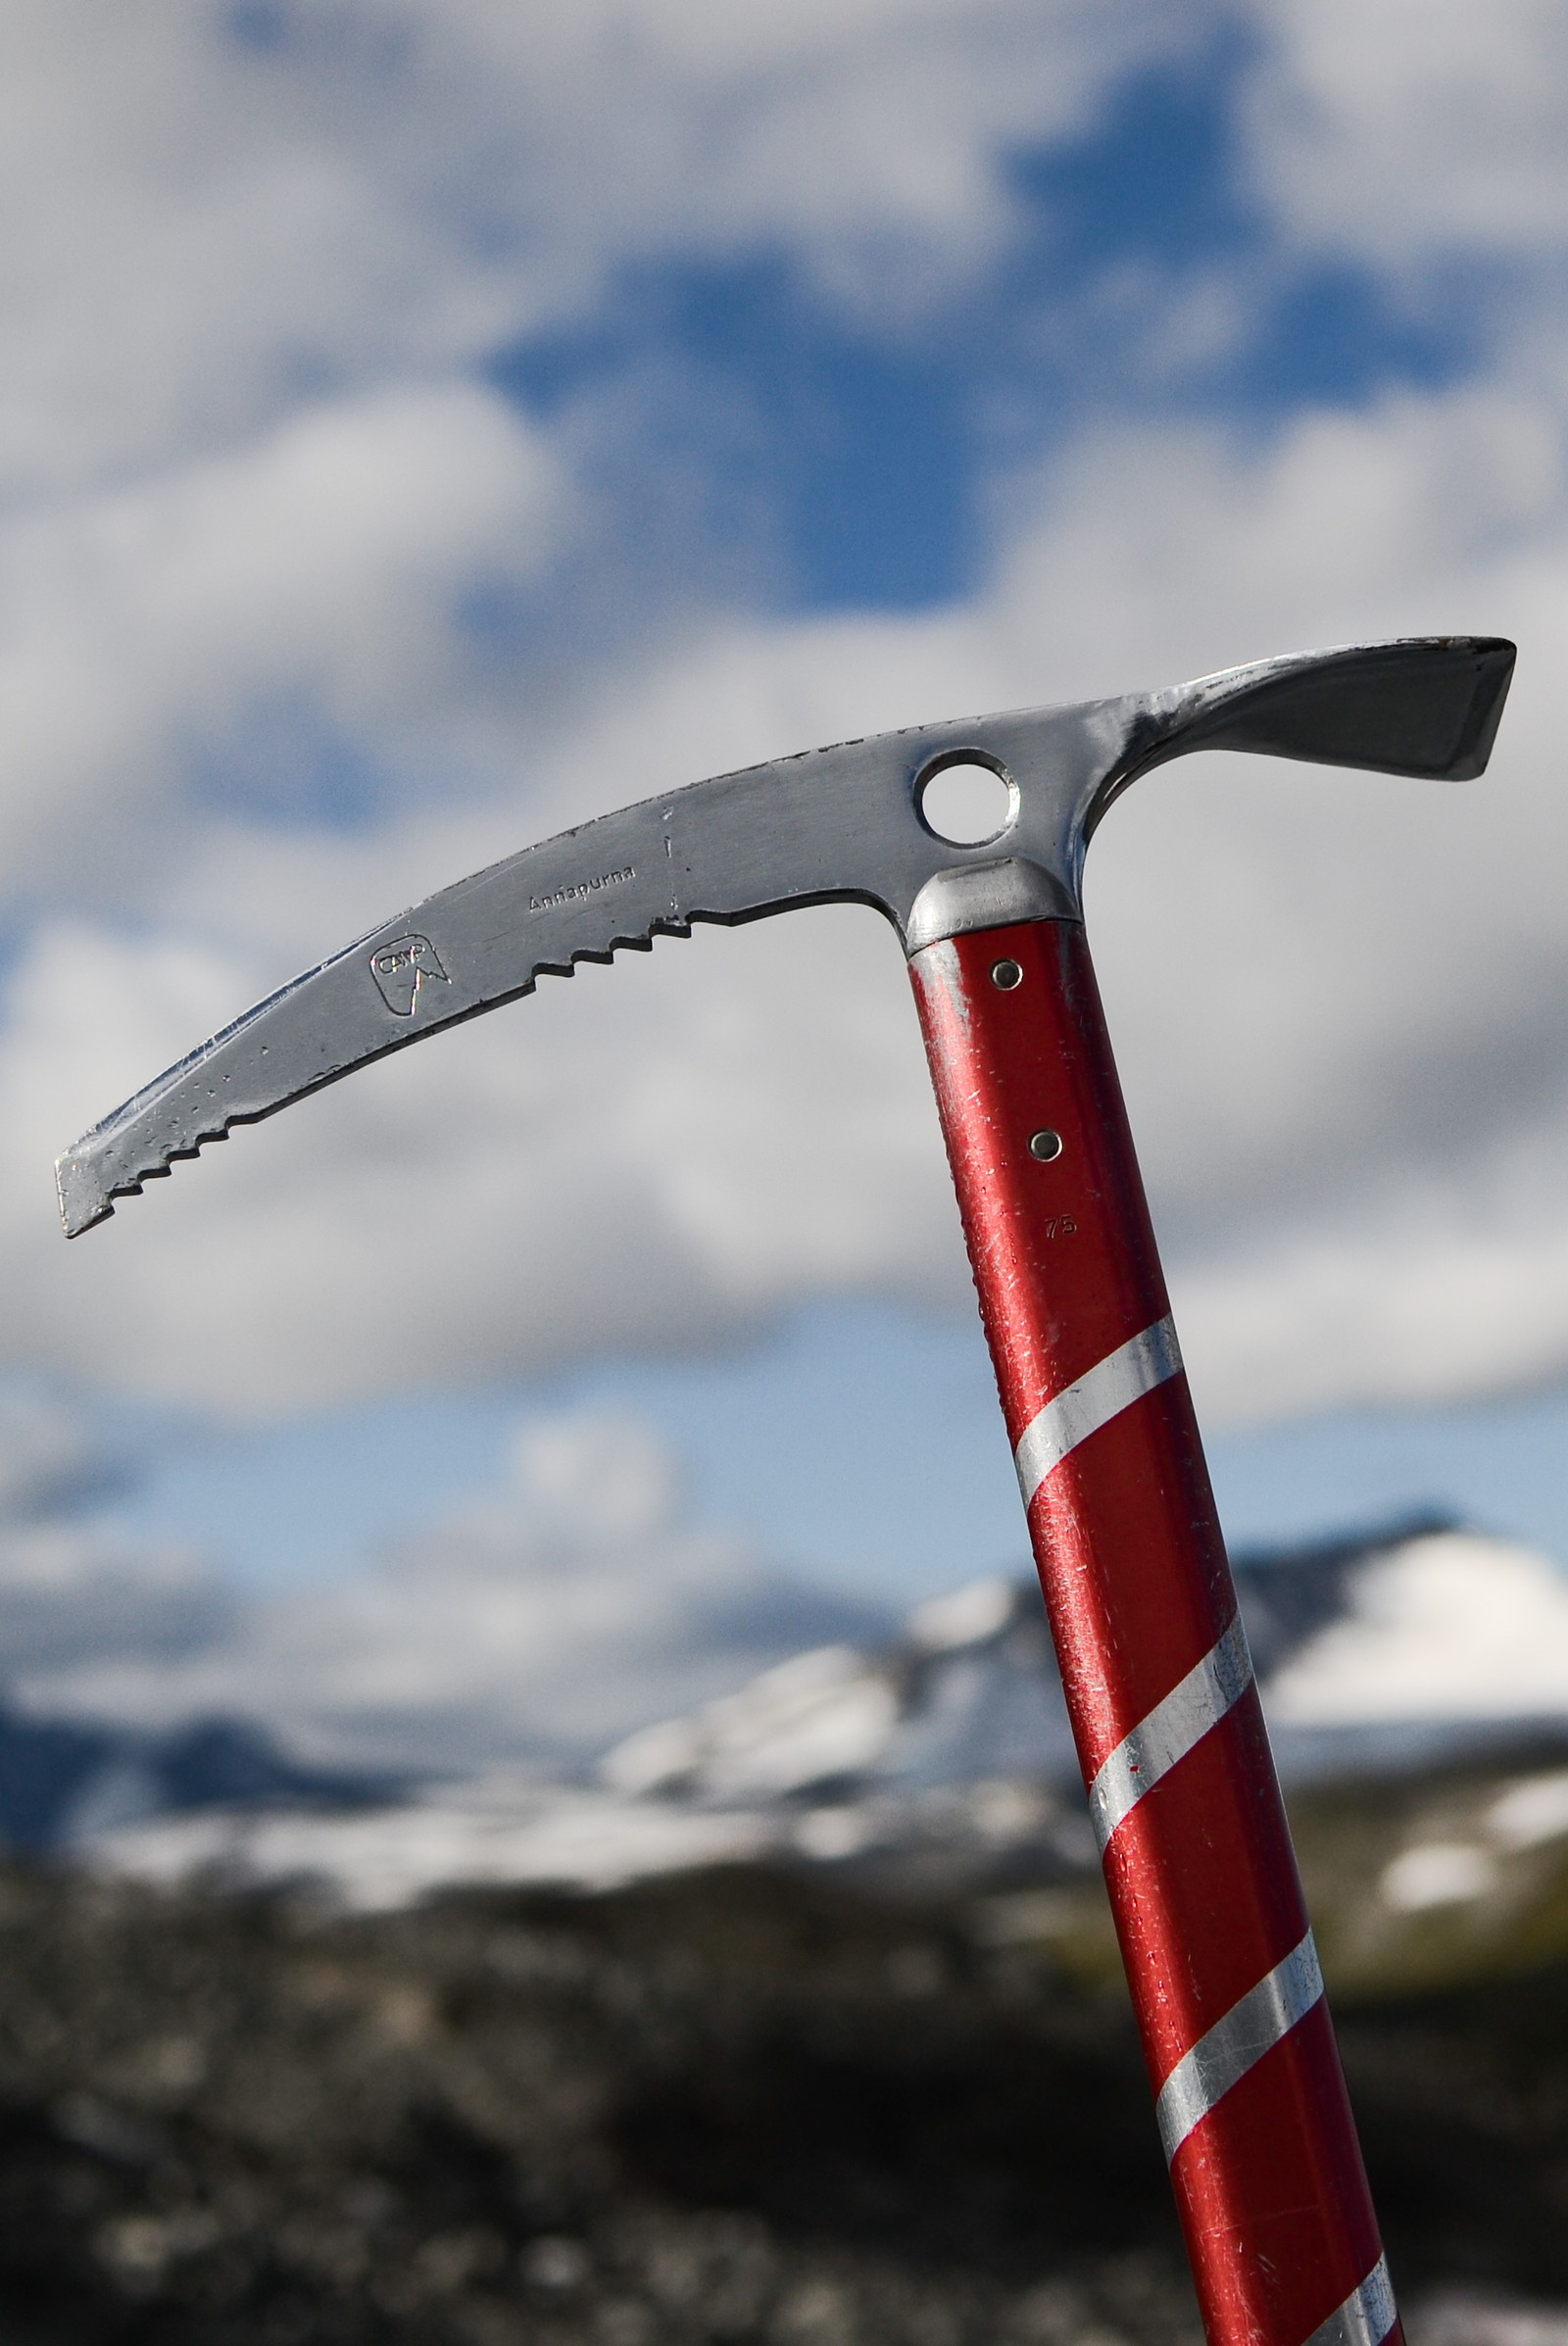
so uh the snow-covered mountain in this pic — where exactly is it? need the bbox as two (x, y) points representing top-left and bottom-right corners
(78, 1517), (1568, 1910)
(602, 1517), (1568, 1803)
(600, 1573), (1076, 1802)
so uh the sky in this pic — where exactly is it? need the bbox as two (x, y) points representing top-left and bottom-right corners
(5, 0), (1568, 1768)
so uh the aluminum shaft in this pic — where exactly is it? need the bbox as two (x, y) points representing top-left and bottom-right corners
(911, 916), (1396, 2346)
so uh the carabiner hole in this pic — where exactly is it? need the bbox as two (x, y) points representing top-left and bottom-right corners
(917, 759), (1015, 848)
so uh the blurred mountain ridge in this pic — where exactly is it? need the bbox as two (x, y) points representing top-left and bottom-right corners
(599, 1512), (1568, 1807)
(61, 1514), (1568, 1961)
(0, 1701), (391, 1856)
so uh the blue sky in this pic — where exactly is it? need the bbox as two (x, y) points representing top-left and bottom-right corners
(104, 1304), (1568, 1604)
(480, 29), (1480, 619)
(3, 1), (1568, 1762)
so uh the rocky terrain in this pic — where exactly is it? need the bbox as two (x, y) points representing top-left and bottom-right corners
(4, 1521), (1568, 2341)
(0, 1851), (1565, 2346)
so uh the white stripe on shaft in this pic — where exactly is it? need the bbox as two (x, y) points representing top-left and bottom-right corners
(1089, 1613), (1254, 1850)
(1013, 1315), (1183, 1507)
(1155, 1932), (1325, 2163)
(1302, 2259), (1398, 2346)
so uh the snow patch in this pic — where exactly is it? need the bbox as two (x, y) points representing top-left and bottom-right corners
(1265, 1534), (1568, 1726)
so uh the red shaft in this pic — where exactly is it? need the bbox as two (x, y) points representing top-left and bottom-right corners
(909, 917), (1397, 2346)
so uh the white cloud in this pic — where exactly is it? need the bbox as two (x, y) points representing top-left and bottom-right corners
(0, 1526), (227, 1677)
(0, 1381), (229, 1677)
(0, 5), (499, 494)
(0, 0), (1222, 895)
(1249, 1), (1568, 270)
(0, 382), (564, 889)
(8, 367), (1568, 1427)
(17, 1407), (884, 1769)
(0, 1383), (122, 1519)
(0, 0), (1200, 497)
(12, 898), (955, 1410)
(4, 1), (1568, 1442)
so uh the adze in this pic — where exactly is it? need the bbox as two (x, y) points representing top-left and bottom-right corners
(56, 634), (1516, 2346)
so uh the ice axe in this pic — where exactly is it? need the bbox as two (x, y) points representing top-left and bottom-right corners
(57, 634), (1515, 2346)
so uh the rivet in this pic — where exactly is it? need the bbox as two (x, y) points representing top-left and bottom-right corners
(1029, 1129), (1063, 1162)
(991, 958), (1023, 990)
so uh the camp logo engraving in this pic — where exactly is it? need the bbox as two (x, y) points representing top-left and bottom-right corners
(370, 934), (451, 1016)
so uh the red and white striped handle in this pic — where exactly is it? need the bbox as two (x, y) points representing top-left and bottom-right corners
(909, 916), (1398, 2346)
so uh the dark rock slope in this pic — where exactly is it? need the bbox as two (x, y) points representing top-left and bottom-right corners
(0, 1861), (1561, 2343)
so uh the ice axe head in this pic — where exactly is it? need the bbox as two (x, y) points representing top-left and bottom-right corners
(56, 635), (1513, 1237)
